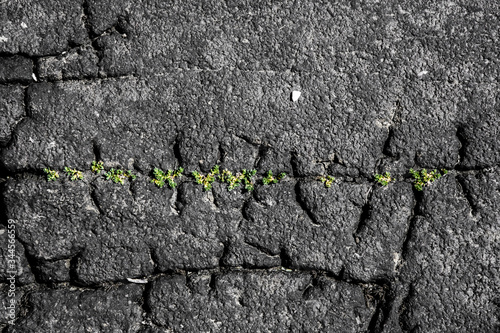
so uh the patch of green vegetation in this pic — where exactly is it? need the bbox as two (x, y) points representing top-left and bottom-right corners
(409, 168), (448, 191)
(104, 168), (137, 185)
(219, 168), (257, 191)
(151, 167), (184, 189)
(241, 169), (257, 191)
(64, 167), (83, 181)
(192, 165), (220, 191)
(374, 172), (392, 186)
(319, 175), (335, 188)
(262, 170), (286, 185)
(91, 161), (104, 174)
(43, 168), (59, 181)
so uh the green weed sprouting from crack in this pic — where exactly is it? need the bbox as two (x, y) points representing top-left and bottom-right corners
(104, 168), (137, 185)
(64, 167), (83, 181)
(262, 170), (286, 185)
(318, 175), (335, 188)
(241, 169), (257, 191)
(220, 168), (257, 191)
(192, 165), (220, 191)
(91, 161), (104, 174)
(43, 168), (59, 181)
(151, 167), (184, 189)
(409, 168), (448, 191)
(374, 172), (392, 186)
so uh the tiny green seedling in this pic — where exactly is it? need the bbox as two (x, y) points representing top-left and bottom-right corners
(192, 165), (220, 191)
(151, 167), (184, 189)
(219, 169), (242, 190)
(43, 168), (59, 181)
(219, 168), (257, 191)
(241, 169), (257, 191)
(262, 170), (286, 185)
(91, 161), (104, 174)
(319, 175), (335, 188)
(374, 172), (392, 186)
(104, 168), (137, 185)
(409, 168), (448, 191)
(64, 167), (83, 181)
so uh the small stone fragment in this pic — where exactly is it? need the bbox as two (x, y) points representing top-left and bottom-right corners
(291, 90), (301, 102)
(127, 277), (148, 284)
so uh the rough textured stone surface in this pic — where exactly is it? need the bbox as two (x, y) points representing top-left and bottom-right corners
(7, 284), (144, 332)
(148, 271), (376, 332)
(37, 45), (99, 81)
(3, 178), (98, 261)
(0, 0), (87, 56)
(0, 229), (35, 285)
(0, 284), (24, 326)
(0, 0), (499, 332)
(458, 111), (500, 170)
(0, 56), (32, 83)
(382, 171), (500, 333)
(0, 72), (396, 177)
(0, 85), (25, 147)
(35, 259), (71, 283)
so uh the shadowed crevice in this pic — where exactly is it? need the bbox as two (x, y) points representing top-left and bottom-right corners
(353, 186), (374, 239)
(456, 175), (478, 216)
(173, 134), (183, 167)
(366, 283), (395, 333)
(217, 142), (225, 165)
(89, 187), (105, 215)
(354, 200), (372, 237)
(279, 248), (293, 269)
(382, 127), (395, 158)
(456, 126), (468, 170)
(92, 140), (102, 162)
(399, 284), (417, 332)
(400, 189), (421, 263)
(68, 253), (82, 286)
(218, 241), (231, 267)
(243, 240), (277, 257)
(294, 181), (320, 226)
(140, 281), (153, 316)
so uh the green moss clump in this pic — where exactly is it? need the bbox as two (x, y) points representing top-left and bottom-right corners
(262, 170), (286, 185)
(151, 167), (184, 188)
(192, 165), (220, 191)
(409, 168), (448, 191)
(104, 168), (137, 185)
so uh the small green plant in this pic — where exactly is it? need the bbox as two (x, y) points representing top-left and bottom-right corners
(262, 170), (286, 185)
(219, 169), (242, 190)
(241, 169), (257, 191)
(374, 172), (392, 186)
(104, 168), (137, 185)
(64, 167), (83, 181)
(319, 175), (335, 188)
(151, 167), (184, 189)
(409, 168), (448, 191)
(91, 161), (104, 174)
(192, 165), (220, 191)
(219, 168), (257, 191)
(43, 168), (59, 181)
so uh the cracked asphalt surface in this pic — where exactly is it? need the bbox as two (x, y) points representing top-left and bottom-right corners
(1, 1), (499, 332)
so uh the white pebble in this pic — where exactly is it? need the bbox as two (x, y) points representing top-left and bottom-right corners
(127, 278), (148, 284)
(291, 90), (301, 102)
(32, 73), (37, 81)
